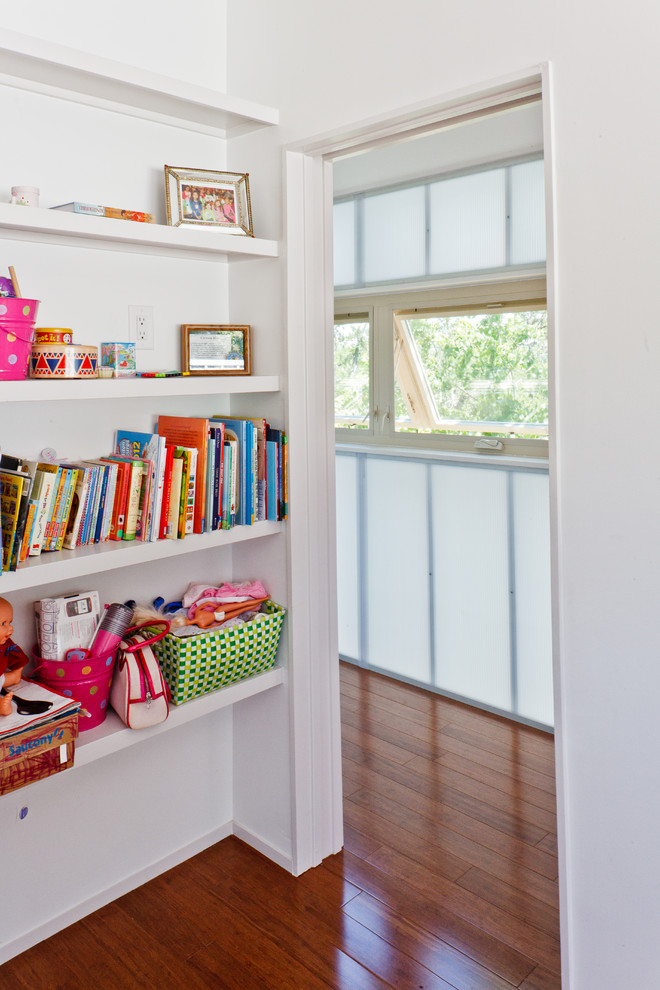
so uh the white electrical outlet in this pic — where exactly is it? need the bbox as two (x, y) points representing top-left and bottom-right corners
(128, 305), (154, 350)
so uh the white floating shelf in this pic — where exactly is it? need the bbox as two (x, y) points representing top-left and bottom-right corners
(0, 30), (278, 137)
(0, 205), (279, 261)
(2, 521), (283, 592)
(0, 375), (280, 403)
(76, 665), (286, 767)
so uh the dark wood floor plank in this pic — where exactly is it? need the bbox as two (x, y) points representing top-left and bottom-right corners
(340, 688), (453, 742)
(342, 720), (419, 766)
(389, 752), (558, 834)
(366, 846), (561, 975)
(347, 778), (559, 881)
(519, 964), (563, 990)
(344, 797), (559, 908)
(428, 728), (556, 795)
(343, 793), (475, 882)
(325, 849), (538, 986)
(536, 832), (559, 856)
(344, 891), (525, 990)
(407, 751), (558, 816)
(343, 750), (550, 847)
(343, 820), (386, 860)
(456, 867), (560, 937)
(188, 837), (452, 990)
(440, 722), (556, 779)
(340, 674), (555, 763)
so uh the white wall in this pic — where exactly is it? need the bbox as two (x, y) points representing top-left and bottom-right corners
(228, 2), (660, 988)
(13, 3), (227, 90)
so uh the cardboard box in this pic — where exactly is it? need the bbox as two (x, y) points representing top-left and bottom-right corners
(0, 713), (78, 795)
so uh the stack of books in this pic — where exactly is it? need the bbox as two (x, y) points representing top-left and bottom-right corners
(0, 414), (288, 572)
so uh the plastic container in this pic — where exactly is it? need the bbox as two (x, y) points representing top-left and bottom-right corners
(0, 298), (39, 380)
(31, 648), (116, 731)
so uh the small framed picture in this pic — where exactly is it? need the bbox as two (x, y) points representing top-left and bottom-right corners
(164, 166), (253, 236)
(181, 325), (251, 376)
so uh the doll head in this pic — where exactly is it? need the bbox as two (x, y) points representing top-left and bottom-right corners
(0, 598), (13, 647)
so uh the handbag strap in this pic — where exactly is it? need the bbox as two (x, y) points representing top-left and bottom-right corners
(122, 620), (170, 653)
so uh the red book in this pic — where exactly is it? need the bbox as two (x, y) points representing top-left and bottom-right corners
(157, 416), (208, 534)
(101, 458), (130, 540)
(158, 444), (176, 540)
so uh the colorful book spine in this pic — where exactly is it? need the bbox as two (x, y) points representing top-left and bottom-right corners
(28, 465), (58, 556)
(55, 468), (80, 551)
(42, 467), (64, 550)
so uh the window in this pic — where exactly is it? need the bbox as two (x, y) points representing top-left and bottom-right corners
(334, 158), (545, 290)
(335, 278), (548, 457)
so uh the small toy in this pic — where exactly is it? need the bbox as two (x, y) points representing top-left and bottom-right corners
(0, 596), (30, 716)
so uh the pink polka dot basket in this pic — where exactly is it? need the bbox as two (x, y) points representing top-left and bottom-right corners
(32, 648), (116, 731)
(0, 298), (39, 380)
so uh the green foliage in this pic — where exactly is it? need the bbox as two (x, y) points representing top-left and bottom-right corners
(400, 310), (548, 432)
(334, 321), (370, 424)
(334, 311), (548, 436)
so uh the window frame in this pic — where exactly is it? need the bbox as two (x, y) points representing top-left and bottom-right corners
(335, 275), (548, 459)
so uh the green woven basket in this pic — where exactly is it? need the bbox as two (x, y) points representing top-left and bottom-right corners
(151, 601), (286, 705)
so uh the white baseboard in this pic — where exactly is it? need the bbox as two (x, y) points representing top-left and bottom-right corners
(0, 821), (233, 966)
(232, 820), (294, 873)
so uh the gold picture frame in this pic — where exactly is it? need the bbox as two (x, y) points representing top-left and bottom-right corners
(181, 325), (251, 376)
(164, 166), (253, 236)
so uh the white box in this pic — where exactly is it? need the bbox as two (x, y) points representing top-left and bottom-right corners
(34, 591), (101, 660)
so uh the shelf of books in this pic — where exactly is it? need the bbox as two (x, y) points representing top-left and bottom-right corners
(0, 30), (279, 137)
(75, 664), (286, 766)
(0, 205), (280, 260)
(1, 522), (283, 592)
(1, 416), (289, 591)
(0, 375), (280, 403)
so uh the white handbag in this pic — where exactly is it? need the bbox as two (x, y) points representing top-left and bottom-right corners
(110, 622), (170, 730)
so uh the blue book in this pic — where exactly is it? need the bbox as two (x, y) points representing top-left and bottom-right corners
(266, 441), (278, 522)
(210, 418), (250, 525)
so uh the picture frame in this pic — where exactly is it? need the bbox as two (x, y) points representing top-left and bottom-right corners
(181, 325), (251, 376)
(164, 166), (253, 236)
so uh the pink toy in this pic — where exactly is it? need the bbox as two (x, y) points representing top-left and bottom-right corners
(0, 297), (39, 380)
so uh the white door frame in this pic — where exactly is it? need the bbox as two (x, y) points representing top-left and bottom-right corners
(284, 74), (566, 990)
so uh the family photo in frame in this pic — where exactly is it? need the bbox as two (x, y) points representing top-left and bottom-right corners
(164, 166), (253, 236)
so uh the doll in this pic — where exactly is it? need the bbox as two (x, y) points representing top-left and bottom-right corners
(0, 597), (29, 716)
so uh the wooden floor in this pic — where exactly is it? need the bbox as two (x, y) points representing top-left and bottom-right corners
(2, 661), (560, 989)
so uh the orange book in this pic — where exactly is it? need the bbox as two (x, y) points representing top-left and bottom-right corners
(157, 416), (208, 535)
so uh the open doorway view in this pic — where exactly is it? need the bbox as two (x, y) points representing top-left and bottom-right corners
(331, 94), (560, 989)
(333, 97), (553, 730)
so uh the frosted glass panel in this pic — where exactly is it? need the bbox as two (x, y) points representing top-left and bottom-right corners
(431, 464), (511, 709)
(336, 453), (360, 660)
(365, 457), (431, 681)
(333, 200), (356, 286)
(512, 472), (553, 725)
(510, 160), (546, 265)
(429, 169), (506, 274)
(363, 186), (426, 283)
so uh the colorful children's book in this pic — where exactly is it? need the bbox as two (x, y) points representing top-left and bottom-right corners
(0, 471), (25, 571)
(54, 467), (80, 551)
(62, 464), (93, 550)
(27, 463), (59, 556)
(42, 466), (65, 551)
(157, 416), (208, 534)
(210, 418), (252, 525)
(165, 454), (183, 539)
(114, 430), (166, 542)
(158, 444), (176, 540)
(102, 459), (130, 540)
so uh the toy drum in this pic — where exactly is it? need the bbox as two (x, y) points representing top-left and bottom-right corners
(30, 342), (98, 379)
